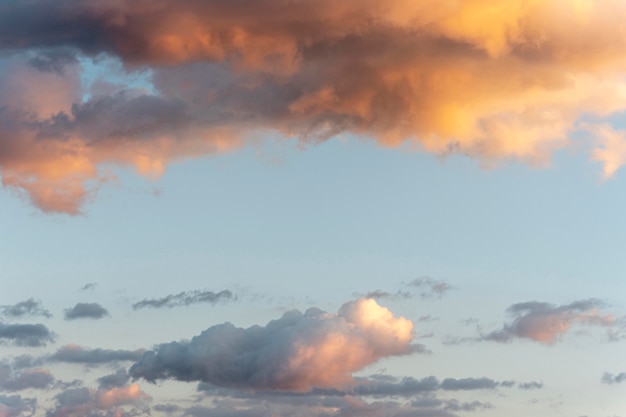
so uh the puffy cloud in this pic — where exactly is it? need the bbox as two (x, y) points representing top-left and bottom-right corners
(130, 298), (417, 391)
(0, 323), (54, 347)
(97, 370), (130, 390)
(0, 1), (626, 212)
(482, 299), (616, 344)
(132, 290), (235, 310)
(0, 299), (51, 319)
(51, 345), (145, 364)
(518, 381), (543, 390)
(64, 303), (110, 320)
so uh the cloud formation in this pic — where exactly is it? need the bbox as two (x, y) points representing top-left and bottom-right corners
(131, 298), (417, 391)
(51, 345), (145, 364)
(1, 1), (626, 213)
(132, 290), (235, 310)
(482, 299), (616, 344)
(0, 323), (54, 347)
(64, 303), (110, 320)
(0, 299), (52, 319)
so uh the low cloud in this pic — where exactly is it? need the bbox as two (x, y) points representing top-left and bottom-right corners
(51, 345), (145, 364)
(132, 289), (235, 310)
(0, 299), (51, 319)
(482, 299), (616, 344)
(64, 303), (110, 320)
(0, 323), (54, 347)
(130, 298), (418, 392)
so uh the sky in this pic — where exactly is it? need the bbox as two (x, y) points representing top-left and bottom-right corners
(1, 0), (626, 416)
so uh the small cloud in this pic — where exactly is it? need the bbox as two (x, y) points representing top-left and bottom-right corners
(518, 381), (543, 390)
(440, 377), (499, 391)
(1, 299), (51, 319)
(0, 367), (54, 391)
(602, 372), (626, 385)
(407, 277), (454, 299)
(64, 303), (110, 320)
(0, 322), (55, 347)
(51, 345), (145, 364)
(482, 299), (615, 345)
(97, 369), (129, 389)
(80, 283), (97, 291)
(132, 289), (236, 310)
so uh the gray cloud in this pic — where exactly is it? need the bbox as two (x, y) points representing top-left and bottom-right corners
(439, 377), (499, 391)
(48, 385), (150, 417)
(51, 345), (145, 364)
(482, 299), (615, 344)
(64, 303), (110, 320)
(518, 381), (543, 390)
(407, 277), (454, 299)
(0, 322), (54, 347)
(97, 369), (130, 389)
(1, 299), (51, 319)
(80, 283), (97, 291)
(602, 372), (626, 385)
(0, 394), (37, 417)
(0, 365), (54, 391)
(132, 289), (235, 310)
(130, 299), (418, 392)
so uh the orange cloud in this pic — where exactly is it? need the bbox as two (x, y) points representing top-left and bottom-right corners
(130, 298), (419, 392)
(1, 0), (626, 213)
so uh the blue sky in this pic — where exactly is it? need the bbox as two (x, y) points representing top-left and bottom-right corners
(1, 1), (626, 417)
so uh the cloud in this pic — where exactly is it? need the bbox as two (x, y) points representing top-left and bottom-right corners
(0, 365), (54, 391)
(51, 345), (145, 364)
(439, 377), (499, 391)
(132, 290), (235, 310)
(482, 299), (616, 344)
(518, 381), (543, 390)
(0, 299), (52, 319)
(601, 372), (626, 384)
(0, 323), (54, 347)
(1, 1), (626, 212)
(407, 277), (454, 299)
(97, 370), (130, 389)
(80, 283), (97, 292)
(130, 298), (417, 391)
(48, 385), (150, 417)
(0, 394), (36, 417)
(64, 303), (110, 320)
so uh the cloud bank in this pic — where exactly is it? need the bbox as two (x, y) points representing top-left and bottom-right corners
(130, 298), (417, 391)
(1, 0), (626, 213)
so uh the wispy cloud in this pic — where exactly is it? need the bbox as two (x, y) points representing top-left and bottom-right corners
(131, 298), (419, 391)
(481, 299), (616, 344)
(132, 289), (235, 310)
(51, 345), (145, 364)
(601, 372), (626, 385)
(407, 277), (454, 299)
(64, 303), (110, 320)
(2, 1), (626, 212)
(1, 299), (51, 319)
